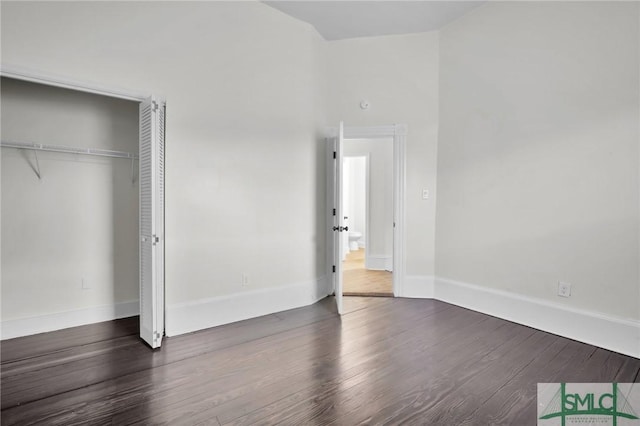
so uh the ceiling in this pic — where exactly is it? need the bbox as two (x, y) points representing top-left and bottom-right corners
(264, 1), (485, 41)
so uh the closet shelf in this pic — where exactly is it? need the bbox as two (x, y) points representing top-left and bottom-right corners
(0, 140), (138, 160)
(1, 140), (138, 182)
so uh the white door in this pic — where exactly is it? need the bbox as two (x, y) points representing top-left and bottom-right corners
(139, 97), (165, 348)
(332, 122), (345, 314)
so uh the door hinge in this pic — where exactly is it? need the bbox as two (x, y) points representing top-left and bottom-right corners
(151, 100), (159, 112)
(152, 235), (160, 245)
(333, 208), (336, 216)
(333, 151), (336, 159)
(332, 265), (336, 273)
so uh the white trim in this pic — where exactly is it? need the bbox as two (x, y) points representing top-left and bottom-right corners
(393, 129), (407, 298)
(1, 300), (139, 340)
(165, 276), (330, 337)
(402, 275), (435, 298)
(328, 125), (408, 138)
(0, 64), (148, 101)
(434, 277), (640, 359)
(365, 255), (392, 271)
(394, 275), (639, 358)
(384, 256), (393, 272)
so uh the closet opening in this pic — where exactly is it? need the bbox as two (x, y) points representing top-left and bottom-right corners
(0, 75), (165, 348)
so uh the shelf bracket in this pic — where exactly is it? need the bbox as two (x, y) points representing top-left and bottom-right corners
(32, 149), (42, 180)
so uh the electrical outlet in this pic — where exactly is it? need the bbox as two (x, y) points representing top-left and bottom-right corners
(241, 273), (249, 286)
(558, 281), (571, 298)
(422, 189), (429, 200)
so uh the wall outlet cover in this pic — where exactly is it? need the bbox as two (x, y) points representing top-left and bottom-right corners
(558, 281), (571, 298)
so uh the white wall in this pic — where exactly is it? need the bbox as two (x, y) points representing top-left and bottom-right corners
(327, 32), (440, 277)
(1, 78), (139, 327)
(1, 1), (328, 335)
(437, 2), (640, 321)
(343, 156), (367, 245)
(4, 0), (636, 356)
(344, 138), (394, 266)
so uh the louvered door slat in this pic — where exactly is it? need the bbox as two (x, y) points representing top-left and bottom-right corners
(139, 97), (165, 349)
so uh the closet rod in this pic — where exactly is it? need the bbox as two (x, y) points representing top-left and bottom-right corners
(0, 140), (138, 160)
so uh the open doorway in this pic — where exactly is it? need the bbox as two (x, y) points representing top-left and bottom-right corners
(342, 138), (394, 297)
(327, 123), (406, 315)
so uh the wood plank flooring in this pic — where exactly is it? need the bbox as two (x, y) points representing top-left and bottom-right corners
(343, 249), (393, 296)
(1, 296), (638, 425)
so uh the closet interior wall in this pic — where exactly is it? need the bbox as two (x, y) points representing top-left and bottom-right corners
(1, 77), (140, 335)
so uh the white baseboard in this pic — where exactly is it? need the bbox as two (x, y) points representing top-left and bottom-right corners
(1, 300), (139, 340)
(401, 275), (435, 298)
(434, 277), (640, 359)
(166, 275), (330, 337)
(366, 255), (392, 271)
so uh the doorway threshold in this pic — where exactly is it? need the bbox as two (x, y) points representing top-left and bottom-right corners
(343, 292), (394, 298)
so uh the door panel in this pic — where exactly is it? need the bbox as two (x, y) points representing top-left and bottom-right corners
(139, 97), (165, 348)
(333, 122), (345, 314)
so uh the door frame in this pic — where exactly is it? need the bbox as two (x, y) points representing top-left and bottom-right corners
(1, 64), (148, 101)
(1, 65), (166, 343)
(327, 124), (407, 297)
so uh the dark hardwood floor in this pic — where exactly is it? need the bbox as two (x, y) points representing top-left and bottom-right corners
(1, 296), (638, 425)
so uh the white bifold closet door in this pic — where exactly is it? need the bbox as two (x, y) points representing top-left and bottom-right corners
(139, 97), (165, 349)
